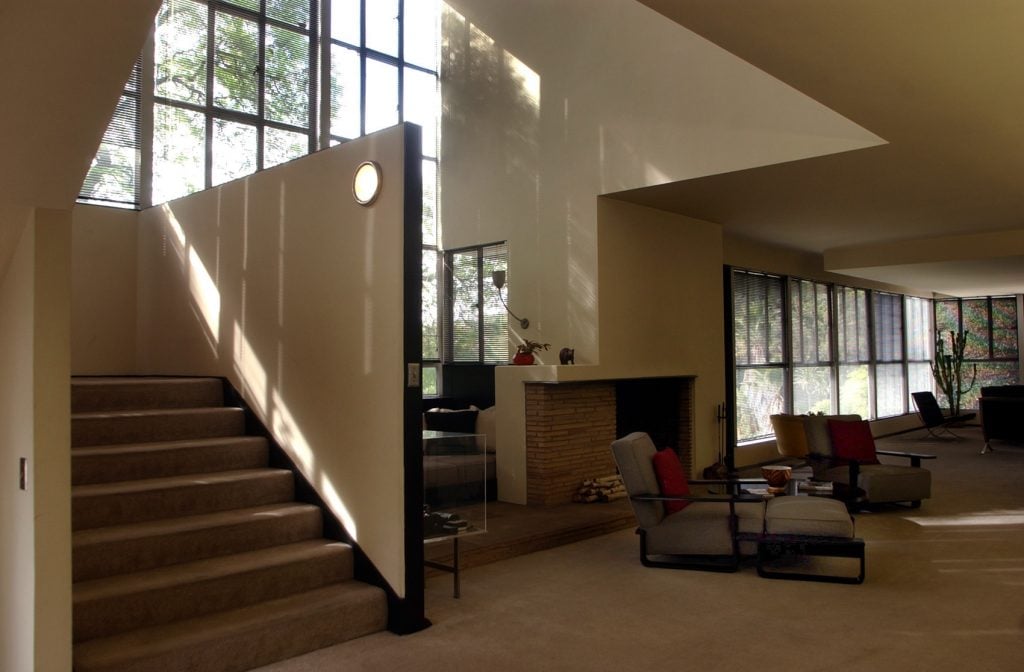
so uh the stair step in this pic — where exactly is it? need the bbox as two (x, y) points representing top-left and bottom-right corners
(73, 582), (388, 672)
(73, 540), (356, 643)
(72, 376), (225, 413)
(72, 436), (270, 485)
(72, 469), (295, 531)
(72, 503), (323, 582)
(72, 407), (246, 447)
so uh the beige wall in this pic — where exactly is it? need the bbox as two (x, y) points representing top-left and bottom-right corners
(0, 206), (37, 672)
(72, 205), (139, 374)
(0, 208), (73, 672)
(135, 128), (412, 597)
(32, 210), (73, 672)
(597, 199), (726, 471)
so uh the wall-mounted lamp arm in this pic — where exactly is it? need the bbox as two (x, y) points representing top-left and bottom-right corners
(492, 270), (530, 330)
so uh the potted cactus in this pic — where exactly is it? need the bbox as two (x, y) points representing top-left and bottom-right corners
(931, 330), (977, 417)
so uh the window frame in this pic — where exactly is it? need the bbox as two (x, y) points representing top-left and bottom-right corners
(80, 0), (440, 210)
(728, 266), (954, 446)
(442, 242), (509, 366)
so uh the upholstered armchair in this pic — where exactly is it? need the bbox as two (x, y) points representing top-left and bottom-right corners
(611, 432), (766, 571)
(771, 414), (935, 509)
(612, 431), (864, 583)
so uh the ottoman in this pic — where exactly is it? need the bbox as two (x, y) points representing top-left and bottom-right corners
(758, 496), (865, 584)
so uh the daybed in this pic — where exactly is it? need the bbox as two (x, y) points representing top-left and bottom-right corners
(423, 405), (497, 507)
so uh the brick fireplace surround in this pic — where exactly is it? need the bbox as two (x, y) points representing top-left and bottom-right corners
(524, 377), (694, 506)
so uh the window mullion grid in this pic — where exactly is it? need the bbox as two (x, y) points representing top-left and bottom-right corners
(476, 250), (485, 361)
(256, 6), (267, 171)
(782, 276), (793, 414)
(867, 291), (877, 419)
(359, 0), (367, 136)
(988, 297), (996, 360)
(307, 0), (320, 153)
(318, 0), (332, 149)
(397, 0), (405, 124)
(901, 296), (910, 413)
(204, 1), (216, 190)
(828, 284), (839, 413)
(141, 33), (156, 208)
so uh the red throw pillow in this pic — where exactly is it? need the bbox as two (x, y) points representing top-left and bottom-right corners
(651, 448), (691, 515)
(827, 419), (880, 464)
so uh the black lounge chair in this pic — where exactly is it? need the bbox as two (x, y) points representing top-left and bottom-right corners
(911, 391), (976, 441)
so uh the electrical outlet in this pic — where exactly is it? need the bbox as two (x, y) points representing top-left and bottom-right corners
(19, 457), (27, 491)
(407, 363), (421, 388)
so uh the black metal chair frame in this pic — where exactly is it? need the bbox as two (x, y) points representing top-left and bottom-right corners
(629, 480), (865, 583)
(911, 391), (976, 441)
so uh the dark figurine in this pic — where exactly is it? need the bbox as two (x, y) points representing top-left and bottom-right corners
(559, 347), (575, 365)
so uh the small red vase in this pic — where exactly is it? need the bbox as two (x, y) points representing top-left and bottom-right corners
(513, 352), (535, 365)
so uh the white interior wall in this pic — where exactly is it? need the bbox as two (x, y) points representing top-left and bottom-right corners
(134, 128), (411, 597)
(0, 208), (73, 672)
(441, 0), (883, 364)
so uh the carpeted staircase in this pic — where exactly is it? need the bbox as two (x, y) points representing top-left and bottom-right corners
(71, 376), (388, 672)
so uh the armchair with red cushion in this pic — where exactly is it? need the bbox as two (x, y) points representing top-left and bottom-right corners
(611, 431), (767, 572)
(817, 416), (935, 509)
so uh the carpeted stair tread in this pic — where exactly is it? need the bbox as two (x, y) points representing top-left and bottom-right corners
(72, 468), (295, 530)
(72, 436), (270, 485)
(72, 376), (225, 413)
(72, 406), (246, 447)
(72, 582), (388, 672)
(74, 539), (355, 643)
(72, 503), (323, 582)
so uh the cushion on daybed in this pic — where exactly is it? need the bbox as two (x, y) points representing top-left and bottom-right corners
(424, 408), (478, 433)
(764, 497), (854, 538)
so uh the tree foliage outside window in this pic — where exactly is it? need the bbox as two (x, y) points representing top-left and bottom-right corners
(444, 244), (508, 365)
(727, 270), (1000, 443)
(733, 271), (786, 441)
(934, 297), (1019, 409)
(80, 0), (440, 209)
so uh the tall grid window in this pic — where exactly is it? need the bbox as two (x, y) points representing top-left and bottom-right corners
(79, 59), (143, 208)
(872, 291), (905, 418)
(443, 243), (509, 365)
(729, 268), (959, 444)
(836, 286), (871, 418)
(79, 0), (440, 210)
(790, 279), (833, 415)
(906, 295), (934, 407)
(934, 297), (1019, 409)
(732, 271), (786, 441)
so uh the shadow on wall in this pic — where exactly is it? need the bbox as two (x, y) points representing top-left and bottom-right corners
(138, 134), (411, 595)
(442, 7), (602, 359)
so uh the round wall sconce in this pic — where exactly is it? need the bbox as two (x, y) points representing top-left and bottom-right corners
(353, 161), (382, 206)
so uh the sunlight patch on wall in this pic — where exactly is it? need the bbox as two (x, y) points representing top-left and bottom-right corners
(160, 203), (187, 262)
(232, 321), (268, 416)
(506, 52), (539, 111)
(188, 247), (220, 343)
(269, 388), (358, 540)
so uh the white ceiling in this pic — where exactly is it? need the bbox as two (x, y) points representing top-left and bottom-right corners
(613, 0), (1024, 297)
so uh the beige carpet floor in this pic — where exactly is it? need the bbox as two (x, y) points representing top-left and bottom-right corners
(256, 426), (1024, 672)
